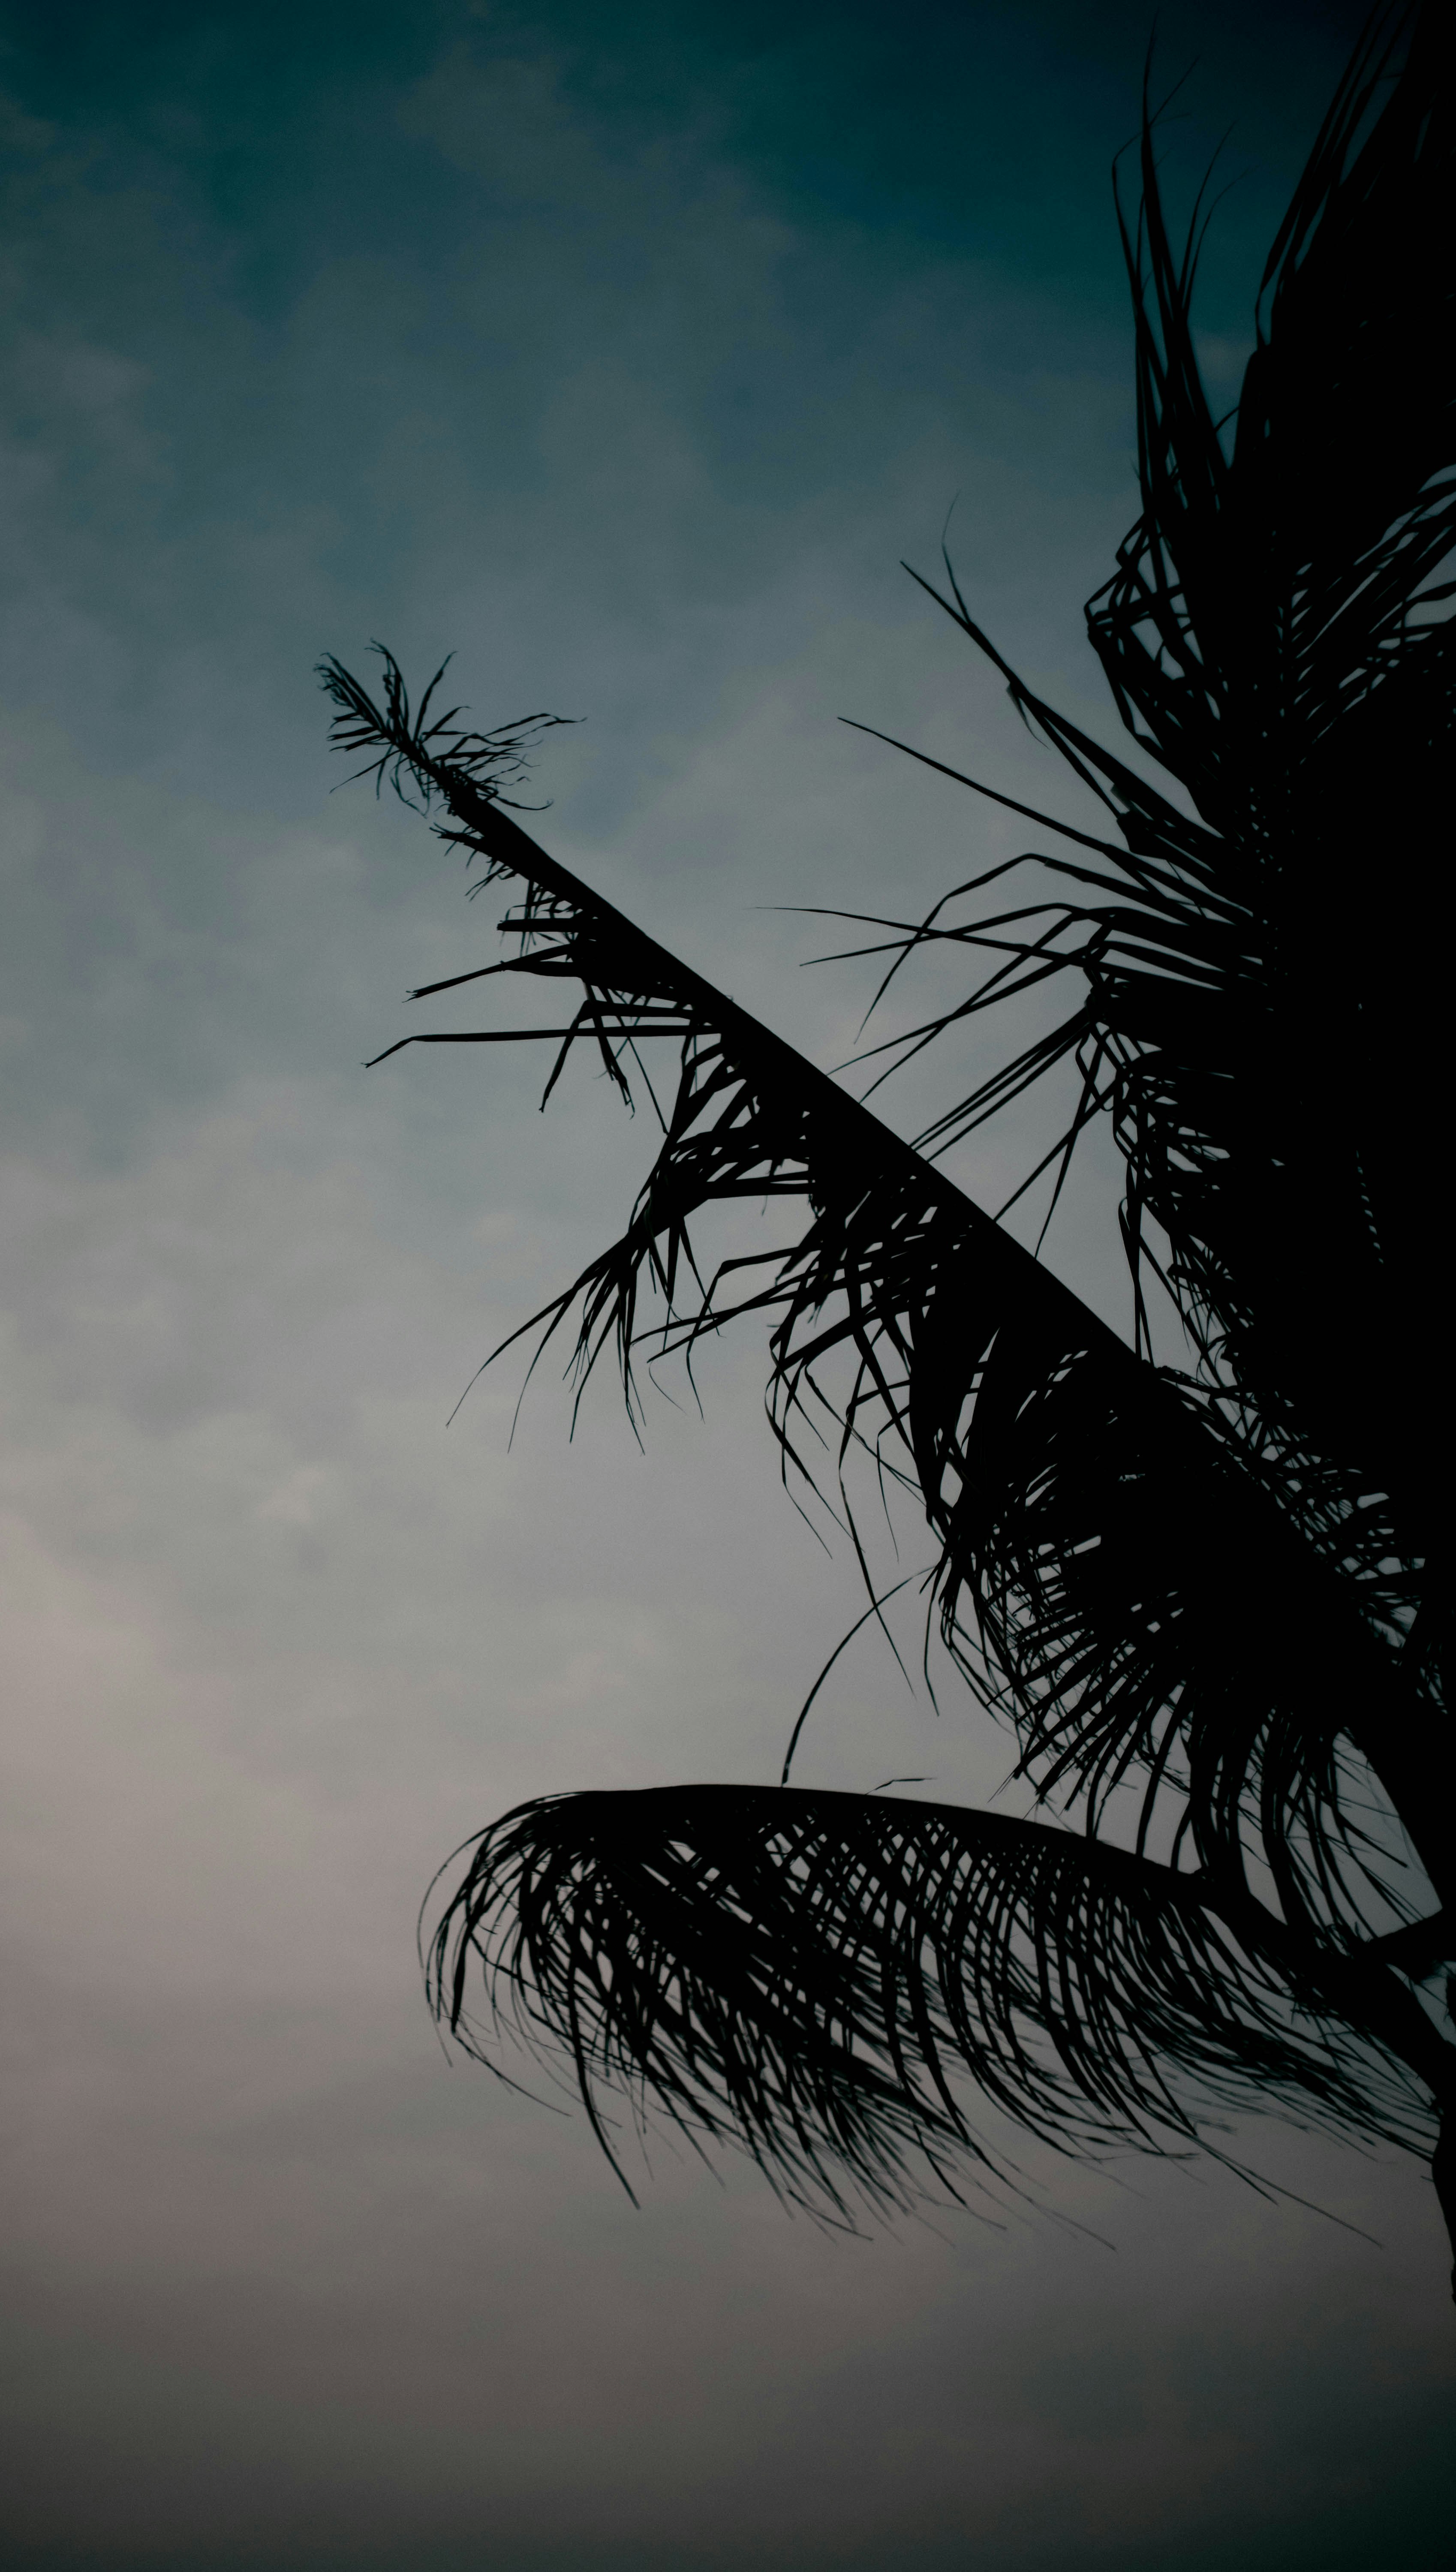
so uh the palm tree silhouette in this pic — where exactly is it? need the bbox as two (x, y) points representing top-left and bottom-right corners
(320, 5), (1454, 2281)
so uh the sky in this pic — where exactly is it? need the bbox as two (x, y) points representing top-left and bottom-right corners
(1, 1), (1451, 2565)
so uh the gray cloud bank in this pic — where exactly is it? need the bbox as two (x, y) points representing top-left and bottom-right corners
(1, 1), (1450, 2563)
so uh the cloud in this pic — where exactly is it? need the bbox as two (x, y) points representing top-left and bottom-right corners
(0, 3), (1450, 2563)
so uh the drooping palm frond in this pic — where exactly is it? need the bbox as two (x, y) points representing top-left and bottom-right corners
(427, 1785), (1440, 2220)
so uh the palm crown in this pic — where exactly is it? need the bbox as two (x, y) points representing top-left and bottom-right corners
(319, 5), (1453, 2282)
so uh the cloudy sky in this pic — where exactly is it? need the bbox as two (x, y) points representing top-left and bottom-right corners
(2, 2), (1450, 2565)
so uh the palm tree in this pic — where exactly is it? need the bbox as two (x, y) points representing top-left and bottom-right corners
(319, 3), (1454, 2283)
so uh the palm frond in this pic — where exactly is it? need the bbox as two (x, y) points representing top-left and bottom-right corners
(319, 651), (1426, 1930)
(426, 1785), (1438, 2219)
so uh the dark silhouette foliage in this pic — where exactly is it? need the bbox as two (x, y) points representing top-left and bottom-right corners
(320, 5), (1455, 2280)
